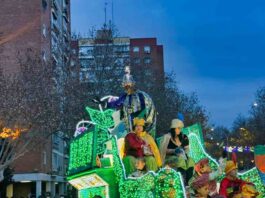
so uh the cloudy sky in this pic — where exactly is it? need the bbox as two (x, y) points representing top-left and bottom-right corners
(71, 0), (265, 128)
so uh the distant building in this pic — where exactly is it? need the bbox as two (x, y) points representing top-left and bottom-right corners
(130, 38), (164, 82)
(73, 32), (164, 89)
(0, 0), (71, 197)
(77, 30), (130, 83)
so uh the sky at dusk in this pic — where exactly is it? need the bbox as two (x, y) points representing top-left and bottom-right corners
(71, 0), (265, 128)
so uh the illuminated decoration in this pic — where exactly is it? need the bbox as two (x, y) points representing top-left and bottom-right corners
(68, 131), (95, 175)
(185, 127), (265, 195)
(254, 145), (265, 185)
(155, 168), (186, 198)
(239, 168), (265, 195)
(0, 127), (25, 140)
(69, 174), (109, 198)
(67, 167), (119, 198)
(79, 186), (106, 198)
(184, 126), (219, 170)
(223, 146), (254, 153)
(74, 120), (96, 137)
(182, 123), (205, 148)
(110, 136), (187, 198)
(85, 107), (114, 130)
(95, 127), (109, 155)
(68, 105), (265, 197)
(68, 174), (109, 190)
(85, 107), (115, 154)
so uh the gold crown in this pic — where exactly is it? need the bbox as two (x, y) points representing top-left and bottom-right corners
(133, 118), (145, 126)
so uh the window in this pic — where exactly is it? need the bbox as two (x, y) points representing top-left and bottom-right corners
(53, 153), (59, 170)
(53, 134), (60, 145)
(80, 59), (93, 68)
(133, 46), (139, 53)
(42, 0), (47, 10)
(43, 151), (47, 165)
(72, 49), (76, 55)
(79, 46), (93, 57)
(80, 71), (93, 82)
(52, 10), (58, 20)
(144, 46), (151, 53)
(70, 60), (75, 67)
(42, 24), (47, 37)
(144, 57), (151, 64)
(134, 58), (140, 64)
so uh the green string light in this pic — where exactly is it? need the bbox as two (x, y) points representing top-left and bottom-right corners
(68, 132), (94, 175)
(86, 107), (114, 130)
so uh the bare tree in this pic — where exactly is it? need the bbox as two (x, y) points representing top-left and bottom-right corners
(133, 67), (209, 136)
(0, 51), (61, 177)
(231, 87), (265, 145)
(80, 24), (126, 97)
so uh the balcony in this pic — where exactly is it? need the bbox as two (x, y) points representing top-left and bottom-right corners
(52, 0), (59, 11)
(52, 20), (60, 36)
(63, 8), (69, 23)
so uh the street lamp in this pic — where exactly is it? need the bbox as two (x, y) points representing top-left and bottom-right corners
(253, 102), (258, 107)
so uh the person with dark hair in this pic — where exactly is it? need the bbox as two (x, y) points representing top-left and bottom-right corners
(159, 119), (194, 185)
(121, 118), (162, 175)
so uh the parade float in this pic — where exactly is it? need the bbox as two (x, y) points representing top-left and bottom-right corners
(67, 68), (264, 198)
(66, 104), (264, 197)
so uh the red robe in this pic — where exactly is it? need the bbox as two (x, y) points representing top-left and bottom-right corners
(219, 177), (246, 198)
(124, 132), (145, 158)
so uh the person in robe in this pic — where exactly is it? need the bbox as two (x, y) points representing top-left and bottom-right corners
(107, 66), (156, 137)
(122, 117), (162, 175)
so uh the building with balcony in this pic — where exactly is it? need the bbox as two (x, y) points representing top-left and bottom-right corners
(0, 0), (71, 197)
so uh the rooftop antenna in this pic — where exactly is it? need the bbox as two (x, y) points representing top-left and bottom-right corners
(104, 2), (108, 27)
(112, 0), (114, 28)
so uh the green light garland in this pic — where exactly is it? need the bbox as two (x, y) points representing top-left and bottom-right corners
(95, 127), (109, 155)
(188, 134), (219, 169)
(239, 168), (265, 195)
(86, 107), (114, 130)
(183, 124), (205, 147)
(68, 132), (94, 175)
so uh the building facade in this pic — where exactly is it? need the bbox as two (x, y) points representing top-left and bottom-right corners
(130, 38), (164, 82)
(75, 34), (164, 85)
(78, 32), (130, 83)
(0, 0), (71, 197)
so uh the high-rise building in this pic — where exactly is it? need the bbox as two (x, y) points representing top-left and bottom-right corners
(78, 31), (130, 83)
(0, 0), (71, 197)
(75, 33), (164, 84)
